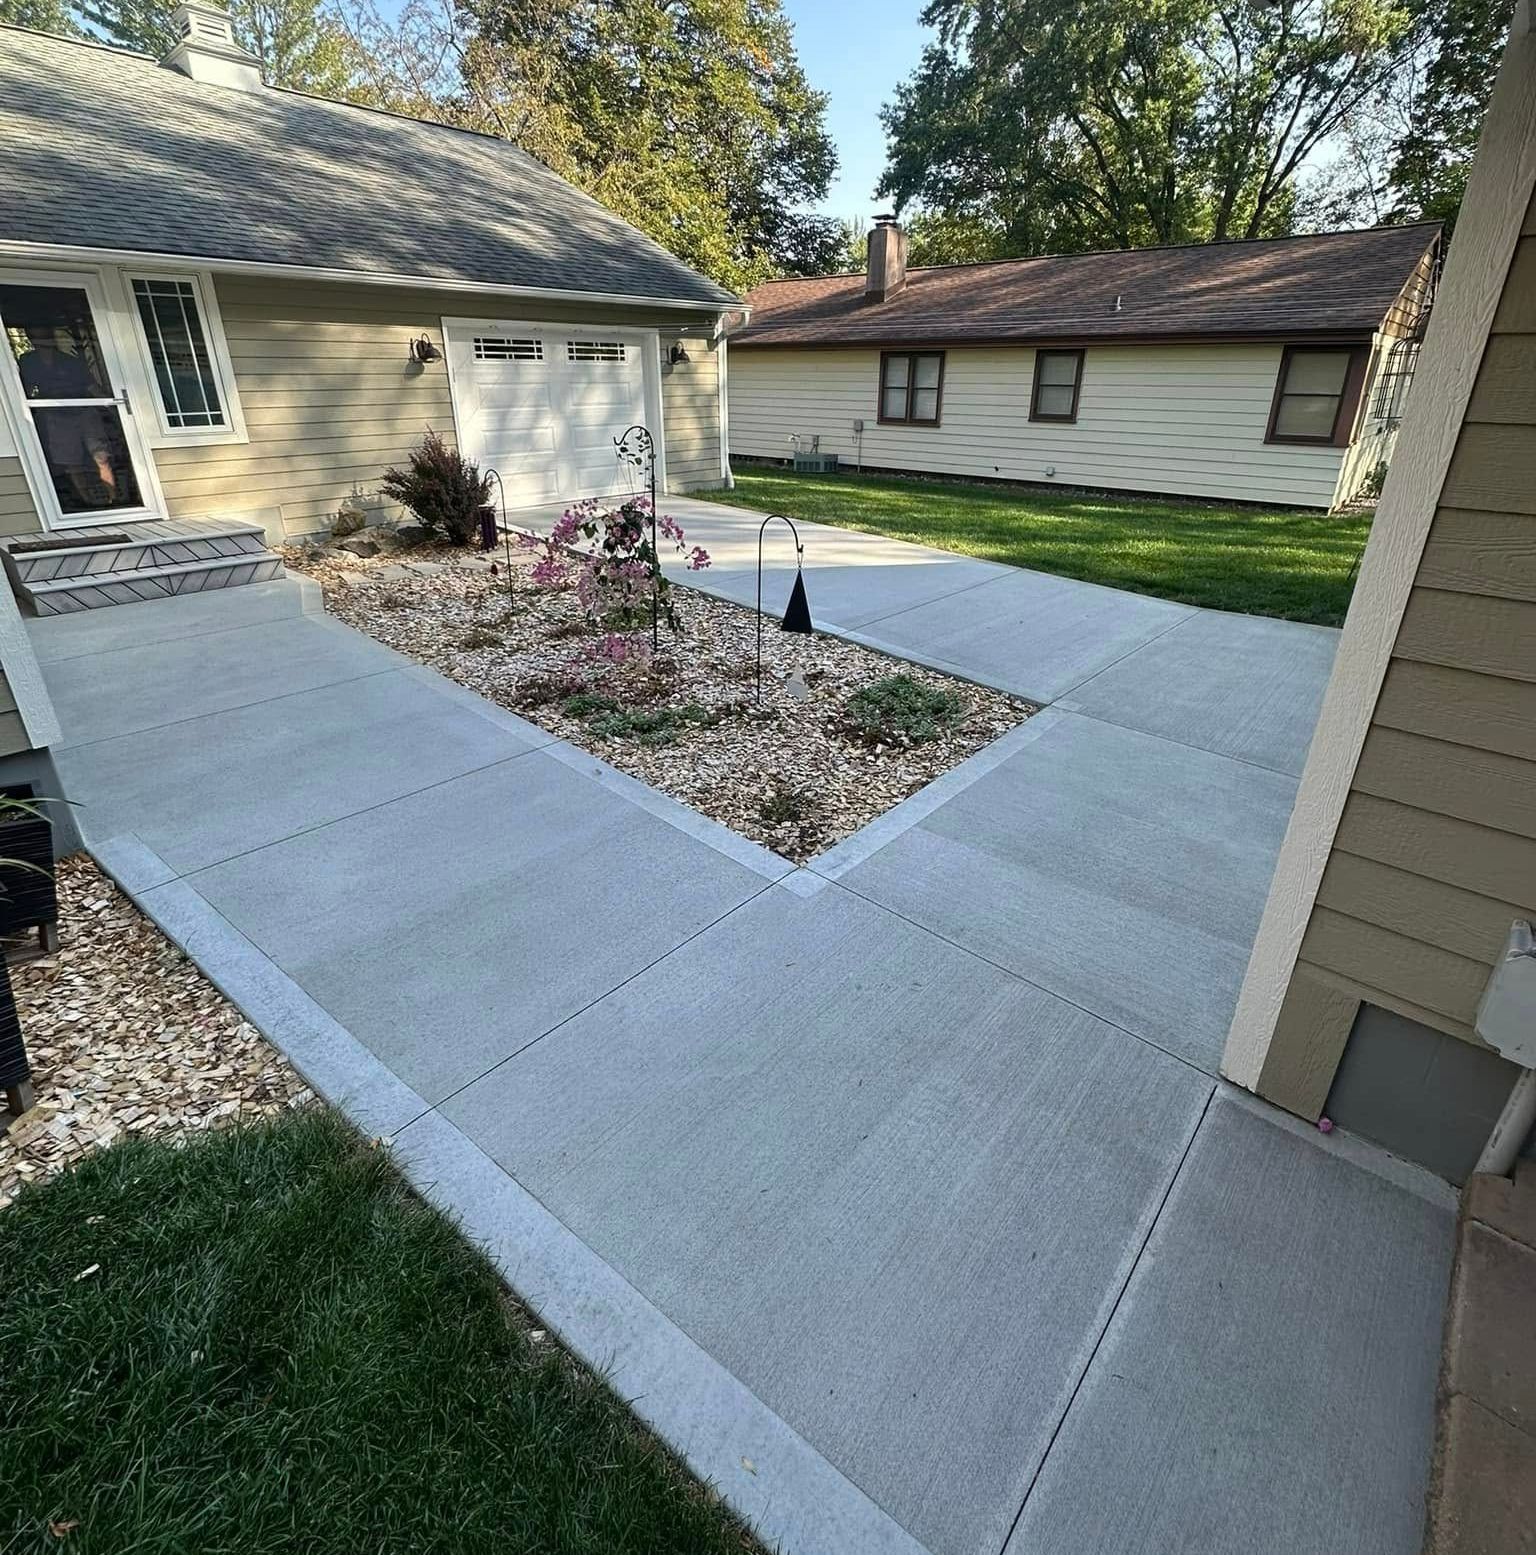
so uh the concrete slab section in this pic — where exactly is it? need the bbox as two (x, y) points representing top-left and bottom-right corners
(691, 558), (1007, 632)
(1424, 1395), (1536, 1555)
(56, 670), (541, 874)
(44, 613), (403, 748)
(1006, 1095), (1453, 1555)
(444, 881), (1212, 1555)
(1063, 609), (1339, 774)
(837, 711), (1296, 1072)
(392, 1109), (933, 1555)
(188, 754), (767, 1103)
(27, 575), (317, 663)
(847, 568), (1194, 703)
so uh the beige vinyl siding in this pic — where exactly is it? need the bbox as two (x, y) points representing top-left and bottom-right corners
(0, 455), (39, 538)
(660, 343), (722, 489)
(1257, 187), (1536, 1111)
(0, 670), (25, 757)
(729, 342), (1349, 508)
(151, 278), (722, 537)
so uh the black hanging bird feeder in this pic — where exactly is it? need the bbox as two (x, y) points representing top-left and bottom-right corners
(613, 424), (659, 649)
(757, 513), (813, 703)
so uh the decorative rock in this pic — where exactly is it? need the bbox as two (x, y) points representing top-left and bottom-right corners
(337, 538), (381, 559)
(394, 525), (431, 548)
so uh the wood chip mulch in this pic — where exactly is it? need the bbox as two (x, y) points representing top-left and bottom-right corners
(0, 857), (313, 1210)
(281, 541), (1034, 863)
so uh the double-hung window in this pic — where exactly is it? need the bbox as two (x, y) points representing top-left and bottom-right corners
(1266, 345), (1365, 445)
(1029, 349), (1084, 423)
(878, 351), (943, 425)
(126, 273), (242, 442)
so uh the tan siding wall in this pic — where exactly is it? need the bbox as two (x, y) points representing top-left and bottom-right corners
(0, 455), (40, 538)
(660, 343), (722, 490)
(150, 278), (722, 536)
(1260, 192), (1536, 1107)
(729, 342), (1351, 508)
(0, 670), (25, 757)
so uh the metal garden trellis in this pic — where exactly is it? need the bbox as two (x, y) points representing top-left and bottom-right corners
(613, 424), (660, 650)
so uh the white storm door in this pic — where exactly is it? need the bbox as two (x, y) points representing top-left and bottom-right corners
(0, 270), (164, 529)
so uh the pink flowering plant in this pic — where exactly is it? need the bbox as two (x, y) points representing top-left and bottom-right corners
(523, 496), (709, 633)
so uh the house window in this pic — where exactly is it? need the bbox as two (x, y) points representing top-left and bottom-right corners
(878, 352), (943, 425)
(129, 277), (226, 430)
(1030, 349), (1084, 423)
(1369, 337), (1420, 428)
(1266, 345), (1364, 445)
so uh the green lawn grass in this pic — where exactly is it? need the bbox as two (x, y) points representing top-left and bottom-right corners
(712, 469), (1372, 626)
(0, 1110), (755, 1555)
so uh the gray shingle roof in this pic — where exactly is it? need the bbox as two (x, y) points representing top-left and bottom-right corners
(0, 26), (737, 308)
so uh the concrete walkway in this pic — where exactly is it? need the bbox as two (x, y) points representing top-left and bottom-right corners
(29, 524), (1454, 1555)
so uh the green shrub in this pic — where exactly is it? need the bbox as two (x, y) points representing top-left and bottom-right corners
(562, 692), (619, 719)
(378, 430), (488, 546)
(585, 703), (715, 747)
(842, 674), (964, 745)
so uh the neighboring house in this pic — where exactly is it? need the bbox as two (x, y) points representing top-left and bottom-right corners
(0, 5), (738, 548)
(1224, 6), (1536, 1185)
(730, 220), (1440, 510)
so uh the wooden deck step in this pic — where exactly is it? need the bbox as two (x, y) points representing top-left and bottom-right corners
(23, 553), (286, 616)
(0, 519), (268, 585)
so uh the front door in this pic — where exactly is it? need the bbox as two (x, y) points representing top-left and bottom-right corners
(0, 272), (162, 528)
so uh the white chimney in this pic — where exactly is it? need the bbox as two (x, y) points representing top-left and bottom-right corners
(866, 214), (908, 303)
(160, 1), (264, 91)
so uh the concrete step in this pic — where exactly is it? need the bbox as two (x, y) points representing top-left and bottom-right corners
(1423, 1158), (1536, 1554)
(23, 553), (286, 616)
(2, 519), (269, 584)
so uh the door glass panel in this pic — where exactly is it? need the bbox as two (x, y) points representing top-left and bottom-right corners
(30, 407), (143, 514)
(0, 284), (114, 400)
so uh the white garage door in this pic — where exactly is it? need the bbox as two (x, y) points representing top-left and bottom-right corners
(444, 321), (655, 509)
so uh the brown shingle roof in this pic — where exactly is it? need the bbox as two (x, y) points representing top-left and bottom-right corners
(734, 225), (1440, 348)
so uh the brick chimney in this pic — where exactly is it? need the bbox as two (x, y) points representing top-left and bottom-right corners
(866, 215), (908, 303)
(160, 1), (263, 91)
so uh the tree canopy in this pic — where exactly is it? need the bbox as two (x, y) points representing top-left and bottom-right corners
(877, 0), (1426, 257)
(342, 0), (838, 291)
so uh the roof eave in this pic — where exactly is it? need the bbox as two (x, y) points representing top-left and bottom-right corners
(731, 325), (1381, 350)
(0, 238), (742, 314)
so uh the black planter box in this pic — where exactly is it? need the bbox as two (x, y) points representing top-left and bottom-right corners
(0, 953), (27, 1092)
(0, 784), (57, 940)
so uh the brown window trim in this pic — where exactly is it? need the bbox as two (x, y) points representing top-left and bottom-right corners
(877, 350), (945, 426)
(1265, 343), (1370, 447)
(1029, 348), (1085, 423)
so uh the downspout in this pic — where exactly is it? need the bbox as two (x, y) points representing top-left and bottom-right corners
(714, 313), (734, 490)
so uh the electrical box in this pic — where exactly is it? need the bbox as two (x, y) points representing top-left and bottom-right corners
(853, 418), (865, 434)
(1476, 920), (1536, 1066)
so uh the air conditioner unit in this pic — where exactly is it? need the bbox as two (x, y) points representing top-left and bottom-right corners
(789, 433), (838, 474)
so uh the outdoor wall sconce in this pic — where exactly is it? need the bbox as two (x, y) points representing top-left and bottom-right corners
(669, 341), (691, 365)
(409, 334), (442, 364)
(756, 513), (813, 703)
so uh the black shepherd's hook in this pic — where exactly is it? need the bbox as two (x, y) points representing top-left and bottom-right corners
(614, 424), (659, 649)
(483, 467), (513, 590)
(757, 514), (813, 704)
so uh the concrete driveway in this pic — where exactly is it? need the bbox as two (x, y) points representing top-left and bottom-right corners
(29, 529), (1453, 1555)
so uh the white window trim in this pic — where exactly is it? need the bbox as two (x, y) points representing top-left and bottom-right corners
(106, 266), (248, 448)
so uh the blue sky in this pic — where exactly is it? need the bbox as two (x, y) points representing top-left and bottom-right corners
(780, 0), (933, 220)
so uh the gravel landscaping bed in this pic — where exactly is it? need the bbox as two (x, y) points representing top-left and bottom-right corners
(282, 543), (1034, 863)
(0, 857), (311, 1210)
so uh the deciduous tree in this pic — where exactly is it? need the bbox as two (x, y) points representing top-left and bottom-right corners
(880, 0), (1416, 258)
